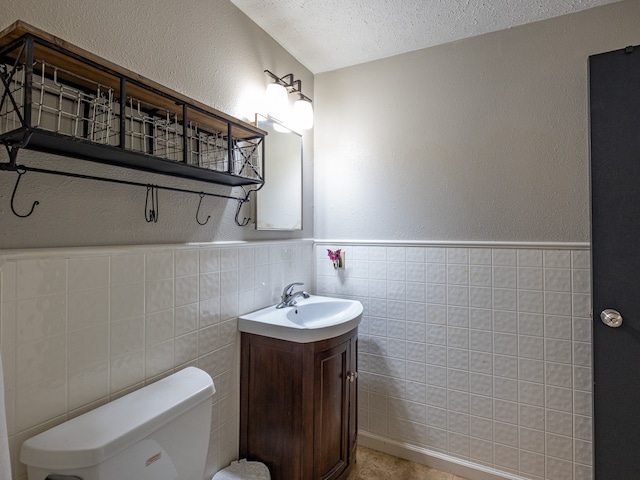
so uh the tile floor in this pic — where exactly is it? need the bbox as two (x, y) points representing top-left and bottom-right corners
(346, 446), (469, 480)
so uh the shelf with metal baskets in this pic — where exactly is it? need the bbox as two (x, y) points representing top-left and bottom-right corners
(0, 20), (266, 225)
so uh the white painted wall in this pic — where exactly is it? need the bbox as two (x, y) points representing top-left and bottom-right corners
(314, 0), (640, 243)
(0, 0), (314, 248)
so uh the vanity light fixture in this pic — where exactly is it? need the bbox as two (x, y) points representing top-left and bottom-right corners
(264, 69), (314, 130)
(292, 94), (313, 130)
(265, 81), (288, 122)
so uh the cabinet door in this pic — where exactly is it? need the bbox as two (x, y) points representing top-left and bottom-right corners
(240, 334), (305, 479)
(313, 338), (350, 480)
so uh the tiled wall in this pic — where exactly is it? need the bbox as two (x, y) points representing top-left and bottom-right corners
(0, 240), (593, 480)
(316, 243), (592, 480)
(0, 240), (313, 480)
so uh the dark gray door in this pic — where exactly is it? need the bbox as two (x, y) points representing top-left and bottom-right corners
(590, 45), (640, 479)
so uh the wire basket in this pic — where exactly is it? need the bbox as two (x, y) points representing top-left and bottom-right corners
(188, 122), (228, 172)
(124, 97), (183, 161)
(0, 59), (117, 145)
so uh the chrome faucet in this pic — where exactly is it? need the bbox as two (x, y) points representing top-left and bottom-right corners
(277, 282), (310, 308)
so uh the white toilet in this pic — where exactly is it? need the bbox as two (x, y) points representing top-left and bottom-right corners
(20, 367), (268, 480)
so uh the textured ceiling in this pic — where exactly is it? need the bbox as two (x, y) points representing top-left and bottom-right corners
(230, 0), (623, 73)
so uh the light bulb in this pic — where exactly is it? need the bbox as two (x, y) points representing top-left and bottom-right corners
(265, 83), (288, 122)
(293, 98), (313, 130)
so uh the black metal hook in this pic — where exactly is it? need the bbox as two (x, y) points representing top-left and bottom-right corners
(10, 169), (39, 218)
(235, 200), (249, 227)
(145, 184), (159, 223)
(234, 190), (251, 227)
(196, 192), (210, 225)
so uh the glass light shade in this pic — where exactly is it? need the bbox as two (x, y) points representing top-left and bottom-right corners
(293, 98), (314, 130)
(265, 82), (288, 121)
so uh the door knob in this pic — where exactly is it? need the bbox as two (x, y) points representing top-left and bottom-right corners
(346, 372), (358, 383)
(601, 309), (623, 328)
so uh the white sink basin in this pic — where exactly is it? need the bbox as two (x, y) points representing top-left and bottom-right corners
(238, 295), (363, 343)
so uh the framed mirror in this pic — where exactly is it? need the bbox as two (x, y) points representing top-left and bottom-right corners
(255, 114), (303, 230)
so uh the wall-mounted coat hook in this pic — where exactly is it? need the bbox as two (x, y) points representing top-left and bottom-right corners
(145, 184), (159, 223)
(10, 169), (39, 218)
(234, 186), (259, 227)
(235, 198), (250, 227)
(196, 192), (210, 225)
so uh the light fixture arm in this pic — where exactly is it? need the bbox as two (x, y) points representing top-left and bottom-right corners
(289, 79), (312, 102)
(280, 73), (294, 87)
(295, 91), (312, 103)
(264, 70), (312, 103)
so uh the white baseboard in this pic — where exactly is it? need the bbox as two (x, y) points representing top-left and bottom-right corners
(358, 432), (527, 480)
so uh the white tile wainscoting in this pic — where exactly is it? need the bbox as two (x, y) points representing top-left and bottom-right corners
(315, 242), (592, 480)
(0, 240), (313, 480)
(0, 239), (592, 480)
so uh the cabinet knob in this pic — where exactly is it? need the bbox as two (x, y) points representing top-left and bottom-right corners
(346, 371), (358, 383)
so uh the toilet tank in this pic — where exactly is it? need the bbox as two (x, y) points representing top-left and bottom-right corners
(20, 367), (215, 480)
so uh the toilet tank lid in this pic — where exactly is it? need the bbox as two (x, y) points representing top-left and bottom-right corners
(20, 367), (215, 470)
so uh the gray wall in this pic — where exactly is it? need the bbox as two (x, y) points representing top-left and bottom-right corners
(314, 0), (640, 243)
(0, 0), (313, 248)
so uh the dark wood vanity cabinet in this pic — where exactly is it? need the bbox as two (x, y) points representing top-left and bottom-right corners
(240, 328), (358, 480)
